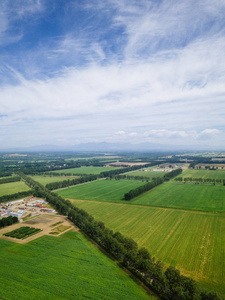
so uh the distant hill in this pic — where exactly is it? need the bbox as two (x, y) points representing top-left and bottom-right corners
(0, 142), (206, 153)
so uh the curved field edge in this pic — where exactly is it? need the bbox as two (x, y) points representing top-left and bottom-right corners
(0, 230), (153, 300)
(71, 200), (225, 296)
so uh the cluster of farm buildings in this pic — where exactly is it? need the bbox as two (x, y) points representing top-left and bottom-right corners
(0, 197), (55, 220)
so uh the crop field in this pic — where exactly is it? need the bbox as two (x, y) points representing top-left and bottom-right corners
(131, 182), (225, 212)
(178, 169), (225, 180)
(31, 175), (79, 186)
(49, 166), (122, 175)
(0, 181), (30, 197)
(57, 179), (146, 202)
(4, 227), (42, 239)
(0, 230), (152, 299)
(125, 169), (168, 179)
(72, 200), (225, 296)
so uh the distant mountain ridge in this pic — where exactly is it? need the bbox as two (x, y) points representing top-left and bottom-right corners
(0, 142), (209, 153)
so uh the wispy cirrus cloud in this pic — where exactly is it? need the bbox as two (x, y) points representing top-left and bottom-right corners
(0, 0), (225, 150)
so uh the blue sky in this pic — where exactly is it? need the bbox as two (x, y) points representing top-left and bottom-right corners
(0, 0), (225, 150)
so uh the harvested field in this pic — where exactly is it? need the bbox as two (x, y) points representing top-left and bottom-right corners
(49, 225), (71, 235)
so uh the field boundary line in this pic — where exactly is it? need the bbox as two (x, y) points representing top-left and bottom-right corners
(68, 198), (225, 216)
(53, 178), (105, 191)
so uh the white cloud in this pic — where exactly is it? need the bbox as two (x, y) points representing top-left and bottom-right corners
(0, 0), (225, 149)
(115, 131), (126, 135)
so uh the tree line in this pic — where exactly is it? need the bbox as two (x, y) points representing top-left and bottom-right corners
(124, 178), (164, 200)
(0, 176), (21, 185)
(18, 172), (221, 300)
(174, 177), (225, 185)
(0, 191), (32, 203)
(0, 216), (18, 229)
(164, 168), (182, 180)
(46, 164), (154, 180)
(123, 169), (183, 200)
(45, 174), (98, 190)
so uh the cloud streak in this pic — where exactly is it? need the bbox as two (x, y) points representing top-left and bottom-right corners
(0, 0), (225, 150)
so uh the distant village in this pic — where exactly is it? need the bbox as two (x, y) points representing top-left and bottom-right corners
(0, 197), (55, 220)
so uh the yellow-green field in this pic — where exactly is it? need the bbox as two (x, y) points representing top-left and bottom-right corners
(31, 175), (79, 186)
(49, 166), (122, 175)
(0, 181), (30, 197)
(177, 169), (225, 180)
(125, 169), (167, 179)
(72, 200), (225, 296)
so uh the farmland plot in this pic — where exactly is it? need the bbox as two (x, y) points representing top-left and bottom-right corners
(57, 179), (146, 202)
(178, 169), (225, 180)
(132, 182), (225, 212)
(31, 175), (79, 186)
(126, 169), (168, 180)
(49, 166), (122, 175)
(0, 181), (30, 197)
(72, 200), (225, 296)
(0, 231), (152, 299)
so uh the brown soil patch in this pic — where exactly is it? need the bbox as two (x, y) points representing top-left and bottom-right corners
(0, 214), (78, 244)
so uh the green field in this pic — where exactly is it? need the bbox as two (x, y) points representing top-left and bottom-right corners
(31, 175), (79, 186)
(132, 182), (225, 212)
(72, 200), (225, 296)
(0, 230), (152, 299)
(49, 166), (122, 175)
(178, 169), (225, 180)
(0, 181), (30, 197)
(125, 169), (167, 179)
(57, 179), (146, 202)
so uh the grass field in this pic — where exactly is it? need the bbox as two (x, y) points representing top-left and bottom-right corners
(57, 179), (146, 202)
(49, 166), (122, 175)
(72, 200), (225, 296)
(177, 169), (225, 180)
(0, 181), (30, 197)
(31, 175), (79, 186)
(125, 169), (167, 179)
(0, 230), (153, 299)
(131, 182), (225, 212)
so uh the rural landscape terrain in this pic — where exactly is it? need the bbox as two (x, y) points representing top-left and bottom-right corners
(0, 151), (224, 299)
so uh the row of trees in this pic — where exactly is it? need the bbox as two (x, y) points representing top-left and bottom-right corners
(0, 176), (21, 185)
(0, 216), (18, 228)
(18, 173), (221, 300)
(45, 174), (98, 190)
(115, 174), (150, 181)
(174, 177), (225, 184)
(164, 169), (183, 180)
(99, 164), (152, 178)
(0, 190), (32, 203)
(124, 178), (164, 200)
(0, 171), (12, 178)
(46, 164), (153, 179)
